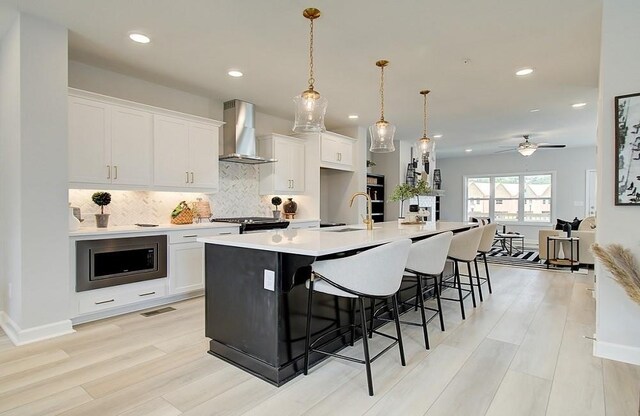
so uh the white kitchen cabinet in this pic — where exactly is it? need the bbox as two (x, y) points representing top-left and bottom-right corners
(288, 220), (320, 229)
(69, 95), (153, 187)
(258, 134), (306, 195)
(168, 226), (238, 294)
(154, 115), (220, 191)
(320, 132), (356, 171)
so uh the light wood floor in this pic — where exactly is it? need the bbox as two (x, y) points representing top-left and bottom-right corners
(1, 265), (639, 415)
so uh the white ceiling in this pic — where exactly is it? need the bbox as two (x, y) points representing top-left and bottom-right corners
(3, 0), (601, 157)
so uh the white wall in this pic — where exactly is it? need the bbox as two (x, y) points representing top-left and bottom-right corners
(436, 146), (596, 242)
(0, 13), (71, 341)
(594, 0), (640, 364)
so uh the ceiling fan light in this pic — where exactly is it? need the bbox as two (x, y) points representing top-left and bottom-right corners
(518, 146), (537, 156)
(369, 120), (396, 153)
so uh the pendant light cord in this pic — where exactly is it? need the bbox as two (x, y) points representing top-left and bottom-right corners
(423, 92), (428, 137)
(379, 65), (385, 121)
(308, 18), (315, 90)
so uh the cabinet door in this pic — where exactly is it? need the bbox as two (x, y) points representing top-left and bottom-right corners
(289, 140), (305, 192)
(169, 242), (204, 294)
(273, 139), (293, 192)
(153, 115), (190, 187)
(68, 96), (111, 184)
(321, 135), (340, 164)
(188, 122), (219, 190)
(111, 105), (153, 186)
(337, 139), (353, 168)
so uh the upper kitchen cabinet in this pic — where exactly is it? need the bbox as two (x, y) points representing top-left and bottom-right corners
(68, 94), (153, 187)
(154, 115), (221, 192)
(320, 131), (356, 172)
(258, 134), (305, 194)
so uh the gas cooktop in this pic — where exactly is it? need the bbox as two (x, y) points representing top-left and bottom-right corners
(211, 217), (289, 233)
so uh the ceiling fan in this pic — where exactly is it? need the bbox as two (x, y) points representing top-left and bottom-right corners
(497, 135), (566, 156)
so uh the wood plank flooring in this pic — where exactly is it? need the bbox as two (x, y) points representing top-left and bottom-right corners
(0, 264), (638, 415)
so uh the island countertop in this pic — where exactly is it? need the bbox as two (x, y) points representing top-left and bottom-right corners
(198, 221), (476, 257)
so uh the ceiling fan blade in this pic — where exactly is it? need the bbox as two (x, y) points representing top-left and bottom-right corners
(537, 144), (566, 148)
(494, 149), (516, 154)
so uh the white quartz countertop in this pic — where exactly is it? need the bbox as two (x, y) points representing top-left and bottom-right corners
(69, 221), (240, 237)
(197, 221), (476, 257)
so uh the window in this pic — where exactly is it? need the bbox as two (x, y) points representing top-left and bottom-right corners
(465, 173), (553, 224)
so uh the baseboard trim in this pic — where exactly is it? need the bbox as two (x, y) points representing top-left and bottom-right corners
(593, 339), (640, 365)
(71, 290), (204, 325)
(0, 311), (75, 346)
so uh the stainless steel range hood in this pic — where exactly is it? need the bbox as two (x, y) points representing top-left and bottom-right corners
(219, 100), (276, 164)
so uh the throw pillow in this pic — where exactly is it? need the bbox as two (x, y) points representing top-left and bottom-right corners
(556, 217), (583, 230)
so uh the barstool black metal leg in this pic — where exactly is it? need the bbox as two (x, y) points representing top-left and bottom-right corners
(392, 294), (407, 366)
(368, 298), (375, 338)
(359, 297), (374, 396)
(416, 275), (430, 349)
(350, 298), (356, 347)
(483, 253), (493, 293)
(467, 262), (477, 307)
(474, 258), (484, 302)
(414, 283), (420, 311)
(455, 261), (466, 320)
(434, 274), (445, 331)
(304, 279), (315, 375)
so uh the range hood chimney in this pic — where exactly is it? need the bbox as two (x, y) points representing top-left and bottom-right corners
(219, 100), (276, 164)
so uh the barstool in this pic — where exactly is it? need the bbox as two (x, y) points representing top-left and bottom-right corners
(441, 226), (484, 320)
(402, 231), (454, 349)
(304, 239), (412, 396)
(474, 223), (497, 301)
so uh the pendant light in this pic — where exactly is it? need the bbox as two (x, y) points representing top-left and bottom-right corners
(369, 60), (396, 153)
(293, 8), (327, 133)
(417, 90), (434, 155)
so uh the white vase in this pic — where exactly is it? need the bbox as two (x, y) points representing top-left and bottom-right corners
(557, 242), (565, 260)
(69, 207), (80, 231)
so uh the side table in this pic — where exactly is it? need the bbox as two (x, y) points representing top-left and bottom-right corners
(546, 236), (580, 272)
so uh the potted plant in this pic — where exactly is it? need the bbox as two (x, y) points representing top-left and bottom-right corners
(271, 196), (282, 219)
(389, 183), (415, 222)
(92, 191), (111, 228)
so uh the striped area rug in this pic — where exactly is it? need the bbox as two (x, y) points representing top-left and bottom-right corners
(485, 247), (589, 274)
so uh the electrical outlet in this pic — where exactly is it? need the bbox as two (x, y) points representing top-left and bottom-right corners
(263, 270), (275, 291)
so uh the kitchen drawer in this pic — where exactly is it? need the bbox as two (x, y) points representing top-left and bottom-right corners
(168, 226), (237, 244)
(289, 221), (320, 229)
(77, 279), (167, 315)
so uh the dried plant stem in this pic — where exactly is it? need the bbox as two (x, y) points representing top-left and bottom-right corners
(592, 243), (640, 305)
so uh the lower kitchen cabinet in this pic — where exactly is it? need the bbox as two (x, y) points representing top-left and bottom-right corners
(170, 241), (206, 294)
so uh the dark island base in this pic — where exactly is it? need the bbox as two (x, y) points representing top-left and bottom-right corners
(205, 242), (454, 387)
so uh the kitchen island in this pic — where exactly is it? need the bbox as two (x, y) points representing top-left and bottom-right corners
(198, 221), (475, 386)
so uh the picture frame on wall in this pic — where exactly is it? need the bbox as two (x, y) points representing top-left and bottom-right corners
(614, 92), (640, 205)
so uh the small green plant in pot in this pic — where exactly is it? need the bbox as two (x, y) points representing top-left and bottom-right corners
(271, 196), (282, 219)
(389, 183), (415, 220)
(92, 191), (112, 228)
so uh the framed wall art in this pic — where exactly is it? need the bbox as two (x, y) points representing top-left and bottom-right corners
(615, 92), (640, 205)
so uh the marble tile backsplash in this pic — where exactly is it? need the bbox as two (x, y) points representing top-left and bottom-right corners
(69, 163), (273, 226)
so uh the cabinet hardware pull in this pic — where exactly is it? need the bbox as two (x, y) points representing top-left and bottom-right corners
(183, 234), (198, 238)
(114, 165), (118, 180)
(139, 291), (156, 297)
(107, 165), (111, 179)
(95, 299), (115, 305)
(292, 179), (295, 188)
(190, 172), (194, 183)
(218, 232), (232, 235)
(336, 152), (339, 161)
(186, 171), (189, 183)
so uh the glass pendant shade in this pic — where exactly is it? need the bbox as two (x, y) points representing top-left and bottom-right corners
(417, 136), (433, 155)
(369, 120), (396, 153)
(293, 89), (327, 133)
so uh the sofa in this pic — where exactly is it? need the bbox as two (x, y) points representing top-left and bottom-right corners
(538, 216), (596, 265)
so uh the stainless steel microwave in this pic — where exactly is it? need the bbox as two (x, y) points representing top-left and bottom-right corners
(76, 235), (167, 292)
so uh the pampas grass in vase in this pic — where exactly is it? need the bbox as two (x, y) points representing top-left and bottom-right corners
(591, 244), (640, 305)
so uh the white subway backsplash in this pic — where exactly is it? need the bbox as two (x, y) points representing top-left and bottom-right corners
(69, 163), (273, 226)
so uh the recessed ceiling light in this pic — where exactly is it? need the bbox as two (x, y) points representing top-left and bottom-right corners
(516, 68), (534, 76)
(129, 33), (150, 44)
(465, 148), (473, 152)
(530, 109), (540, 113)
(433, 134), (443, 138)
(348, 115), (359, 119)
(227, 70), (243, 78)
(572, 102), (587, 108)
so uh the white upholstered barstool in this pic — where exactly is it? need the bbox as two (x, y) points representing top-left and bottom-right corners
(303, 239), (412, 396)
(474, 223), (498, 301)
(402, 231), (454, 349)
(442, 226), (484, 320)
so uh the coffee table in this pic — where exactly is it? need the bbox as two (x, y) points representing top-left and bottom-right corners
(495, 232), (525, 256)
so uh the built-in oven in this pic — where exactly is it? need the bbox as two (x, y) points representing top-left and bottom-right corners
(76, 235), (167, 292)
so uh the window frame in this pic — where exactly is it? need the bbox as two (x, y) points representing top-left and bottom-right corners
(463, 171), (556, 226)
